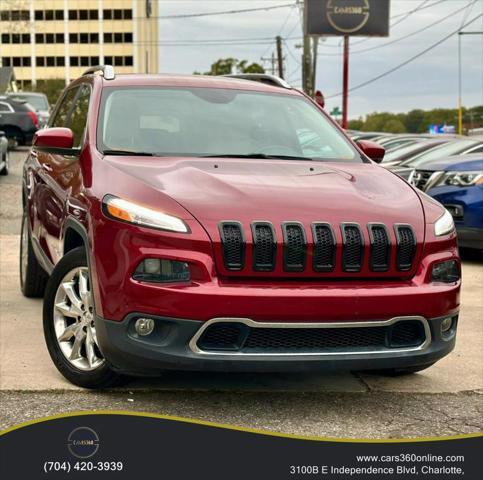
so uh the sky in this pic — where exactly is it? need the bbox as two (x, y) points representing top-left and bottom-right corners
(155, 0), (483, 119)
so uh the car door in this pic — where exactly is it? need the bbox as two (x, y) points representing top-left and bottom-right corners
(43, 84), (91, 266)
(32, 86), (90, 266)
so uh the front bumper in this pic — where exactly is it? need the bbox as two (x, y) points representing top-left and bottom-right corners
(95, 313), (458, 375)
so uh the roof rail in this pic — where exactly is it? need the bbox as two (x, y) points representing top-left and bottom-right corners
(222, 74), (291, 89)
(82, 65), (115, 80)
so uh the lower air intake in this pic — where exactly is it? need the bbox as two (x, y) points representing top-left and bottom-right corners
(196, 320), (427, 354)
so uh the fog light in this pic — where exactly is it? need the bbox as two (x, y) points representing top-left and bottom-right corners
(135, 318), (155, 336)
(431, 260), (460, 283)
(133, 258), (191, 283)
(441, 317), (453, 333)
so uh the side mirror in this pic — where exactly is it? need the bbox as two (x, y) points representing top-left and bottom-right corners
(33, 127), (79, 155)
(356, 140), (385, 163)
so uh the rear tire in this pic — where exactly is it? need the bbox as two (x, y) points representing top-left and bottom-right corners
(43, 247), (127, 388)
(3, 127), (23, 149)
(20, 211), (48, 297)
(0, 150), (9, 175)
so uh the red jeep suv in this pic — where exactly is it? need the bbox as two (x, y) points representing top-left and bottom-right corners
(21, 66), (461, 388)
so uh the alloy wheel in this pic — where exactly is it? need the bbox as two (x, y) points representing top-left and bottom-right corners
(53, 267), (105, 371)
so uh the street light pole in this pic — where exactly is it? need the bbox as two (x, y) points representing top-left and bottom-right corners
(457, 31), (482, 135)
(458, 32), (462, 135)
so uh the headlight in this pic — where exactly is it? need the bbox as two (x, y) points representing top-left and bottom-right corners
(439, 171), (483, 187)
(102, 195), (189, 233)
(434, 209), (455, 236)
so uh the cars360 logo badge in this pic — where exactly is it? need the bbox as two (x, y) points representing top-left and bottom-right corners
(327, 0), (370, 33)
(67, 427), (100, 458)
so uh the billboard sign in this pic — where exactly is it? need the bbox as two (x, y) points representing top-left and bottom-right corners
(305, 0), (390, 37)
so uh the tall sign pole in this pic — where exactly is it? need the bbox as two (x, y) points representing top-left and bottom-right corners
(304, 0), (390, 120)
(342, 35), (349, 129)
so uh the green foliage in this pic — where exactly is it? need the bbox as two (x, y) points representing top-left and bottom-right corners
(352, 106), (482, 133)
(30, 79), (65, 105)
(347, 118), (364, 130)
(198, 58), (265, 76)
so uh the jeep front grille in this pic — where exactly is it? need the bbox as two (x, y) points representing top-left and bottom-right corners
(218, 221), (417, 275)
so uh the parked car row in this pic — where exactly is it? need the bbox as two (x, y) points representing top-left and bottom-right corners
(348, 131), (483, 250)
(0, 92), (50, 152)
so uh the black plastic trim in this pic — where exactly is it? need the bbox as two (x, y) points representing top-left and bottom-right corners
(281, 222), (307, 272)
(311, 222), (336, 272)
(368, 223), (391, 272)
(341, 223), (364, 273)
(251, 221), (277, 272)
(218, 221), (246, 271)
(394, 224), (416, 272)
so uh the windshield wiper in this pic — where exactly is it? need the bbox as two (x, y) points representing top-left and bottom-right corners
(102, 149), (157, 156)
(200, 153), (313, 161)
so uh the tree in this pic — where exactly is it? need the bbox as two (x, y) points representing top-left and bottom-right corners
(198, 58), (265, 76)
(383, 118), (406, 133)
(347, 118), (364, 130)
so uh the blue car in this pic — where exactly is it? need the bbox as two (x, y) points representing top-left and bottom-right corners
(410, 153), (483, 250)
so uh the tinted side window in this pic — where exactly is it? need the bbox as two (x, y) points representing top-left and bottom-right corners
(68, 85), (91, 147)
(51, 87), (78, 128)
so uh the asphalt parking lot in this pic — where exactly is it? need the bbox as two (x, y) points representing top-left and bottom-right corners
(1, 148), (482, 438)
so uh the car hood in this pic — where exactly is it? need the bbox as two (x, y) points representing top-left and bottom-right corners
(416, 157), (483, 172)
(105, 156), (425, 234)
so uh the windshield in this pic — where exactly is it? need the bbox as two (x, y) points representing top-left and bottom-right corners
(11, 94), (48, 111)
(97, 87), (358, 161)
(402, 139), (478, 167)
(382, 142), (436, 163)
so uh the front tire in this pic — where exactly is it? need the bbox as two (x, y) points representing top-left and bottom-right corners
(43, 247), (125, 388)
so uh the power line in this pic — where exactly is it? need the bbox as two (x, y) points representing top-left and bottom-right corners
(325, 13), (483, 99)
(157, 3), (295, 20)
(317, 0), (477, 56)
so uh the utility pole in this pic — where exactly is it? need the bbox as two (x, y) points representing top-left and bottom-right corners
(311, 36), (319, 98)
(457, 31), (483, 135)
(302, 35), (312, 95)
(276, 35), (284, 78)
(342, 35), (350, 130)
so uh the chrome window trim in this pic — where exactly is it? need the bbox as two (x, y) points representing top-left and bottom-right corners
(189, 316), (432, 357)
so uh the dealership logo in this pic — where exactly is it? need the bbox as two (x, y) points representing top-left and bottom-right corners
(327, 0), (370, 33)
(67, 427), (100, 458)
